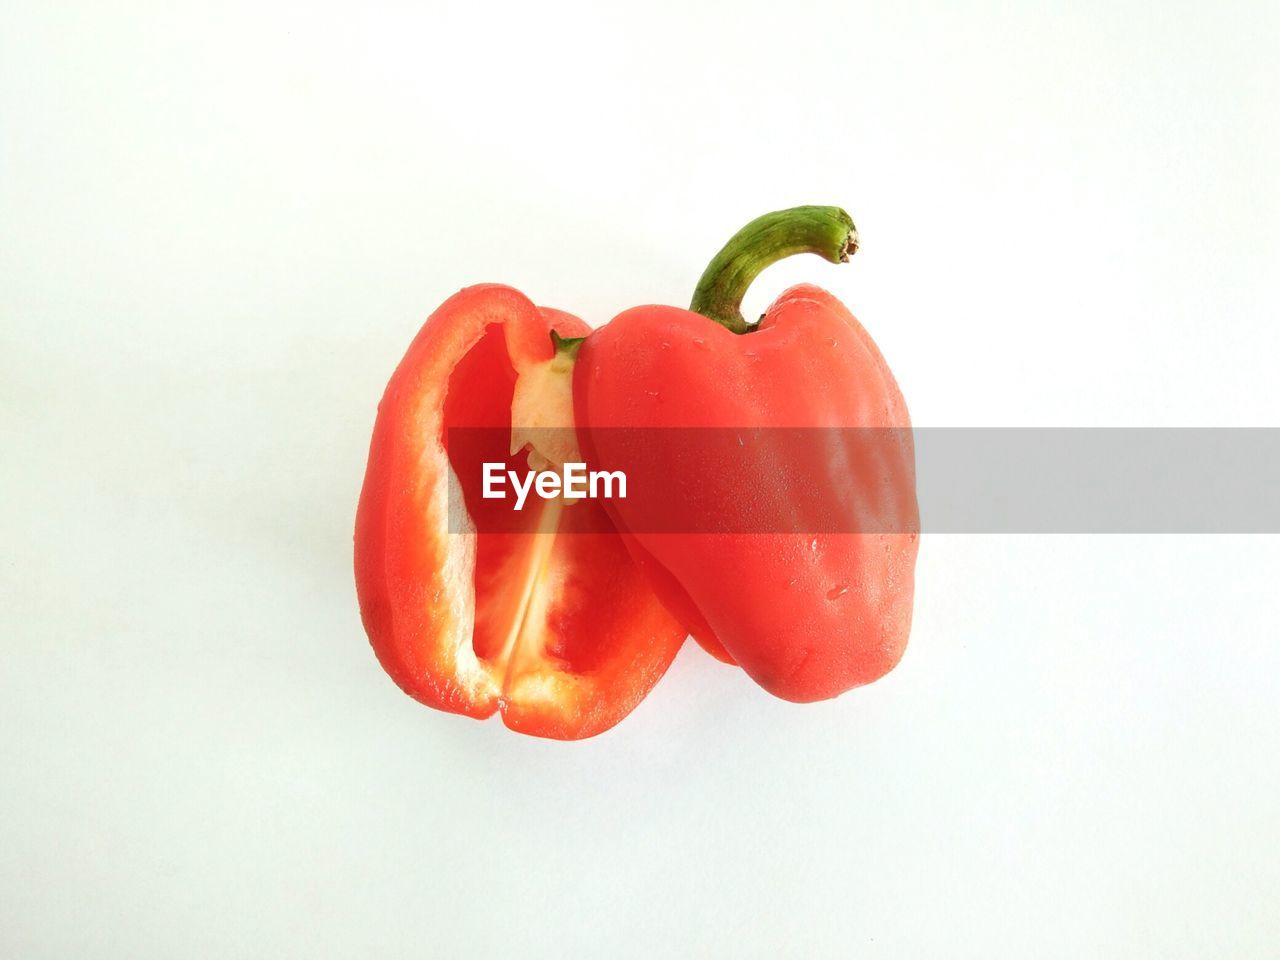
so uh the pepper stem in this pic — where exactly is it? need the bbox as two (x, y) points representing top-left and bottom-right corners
(689, 205), (858, 333)
(550, 330), (585, 363)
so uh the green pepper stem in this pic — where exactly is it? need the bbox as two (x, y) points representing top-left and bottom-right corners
(689, 205), (858, 333)
(550, 329), (585, 362)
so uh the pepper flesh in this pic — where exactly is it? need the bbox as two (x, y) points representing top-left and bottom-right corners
(572, 209), (918, 702)
(355, 284), (686, 739)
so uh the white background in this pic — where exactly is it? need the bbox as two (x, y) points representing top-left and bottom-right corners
(3, 1), (1278, 956)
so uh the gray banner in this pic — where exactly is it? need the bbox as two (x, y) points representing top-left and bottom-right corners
(446, 428), (1280, 533)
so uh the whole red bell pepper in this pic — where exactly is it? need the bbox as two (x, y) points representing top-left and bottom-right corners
(572, 207), (919, 702)
(354, 284), (686, 739)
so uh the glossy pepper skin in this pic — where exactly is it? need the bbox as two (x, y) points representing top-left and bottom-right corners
(572, 207), (918, 703)
(354, 284), (685, 739)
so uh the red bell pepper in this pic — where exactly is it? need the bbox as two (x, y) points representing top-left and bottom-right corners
(572, 207), (919, 703)
(354, 284), (686, 739)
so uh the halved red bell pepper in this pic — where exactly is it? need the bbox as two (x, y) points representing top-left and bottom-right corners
(572, 207), (919, 703)
(354, 284), (686, 739)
